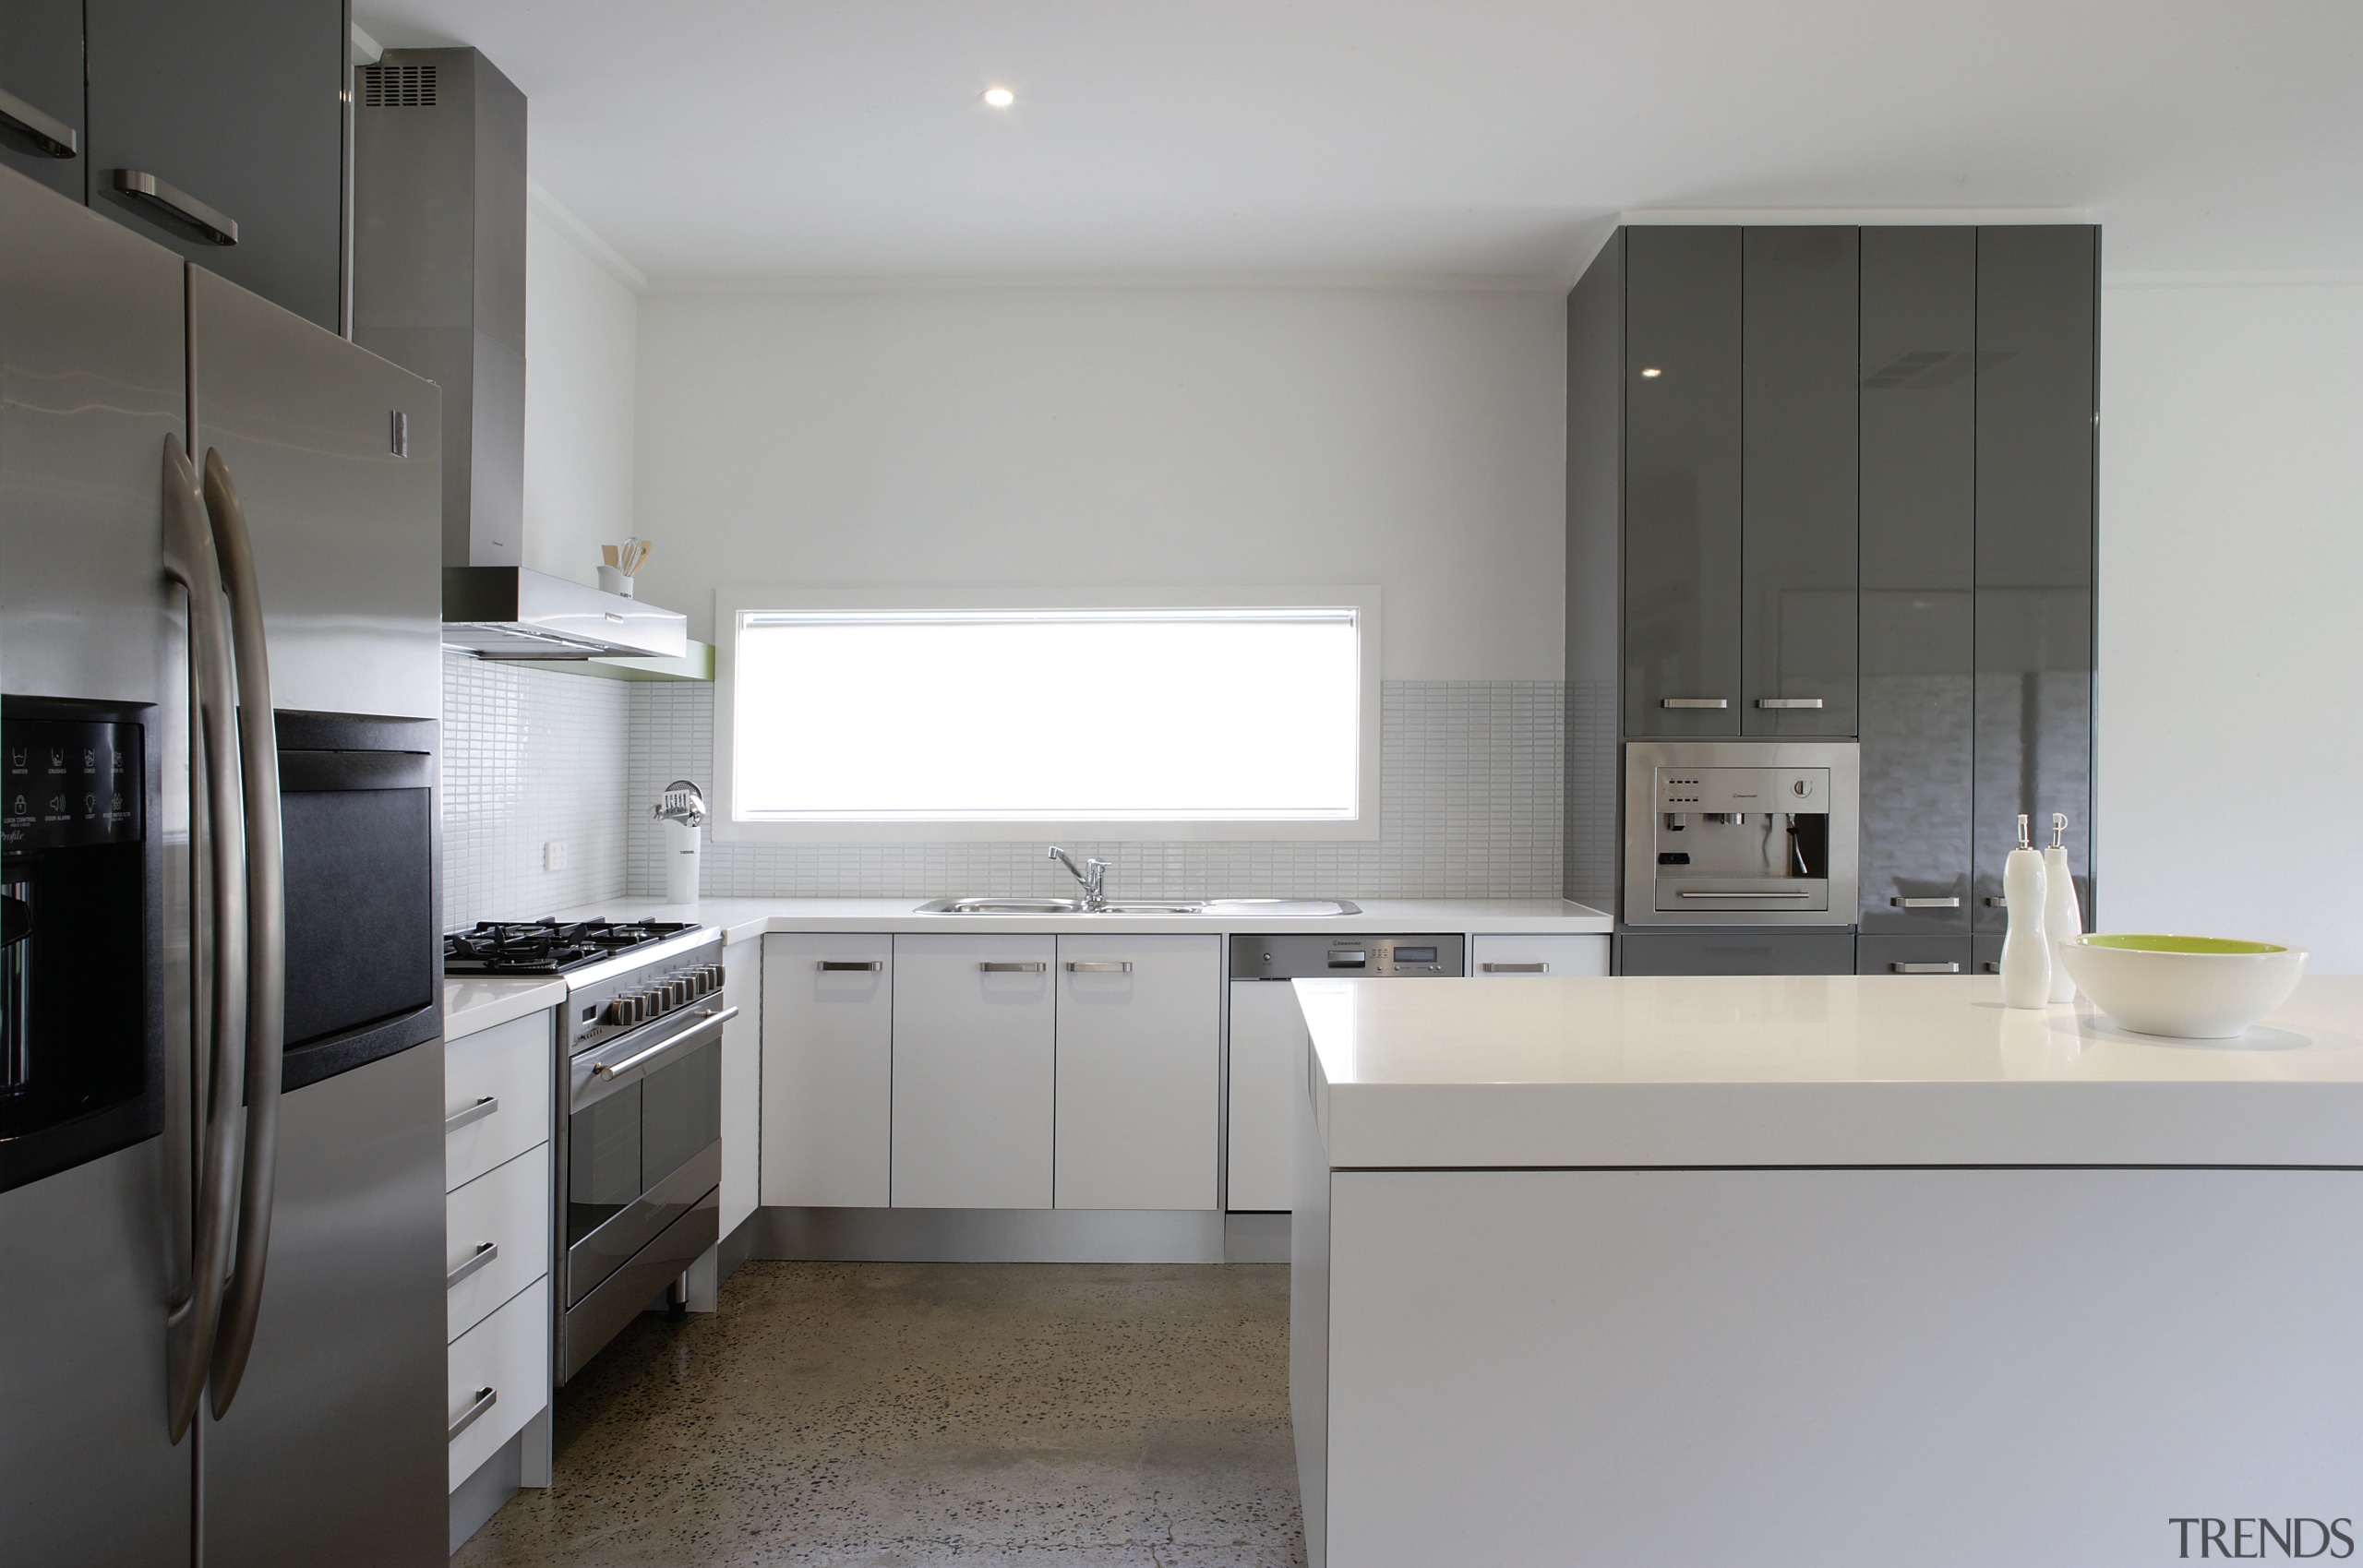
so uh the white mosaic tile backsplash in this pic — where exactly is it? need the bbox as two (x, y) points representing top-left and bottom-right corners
(441, 652), (630, 930)
(622, 680), (1567, 902)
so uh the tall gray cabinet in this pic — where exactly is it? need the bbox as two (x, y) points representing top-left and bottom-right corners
(1565, 222), (2098, 976)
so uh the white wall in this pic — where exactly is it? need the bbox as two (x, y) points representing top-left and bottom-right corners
(2097, 280), (2363, 972)
(522, 197), (642, 587)
(630, 285), (1567, 679)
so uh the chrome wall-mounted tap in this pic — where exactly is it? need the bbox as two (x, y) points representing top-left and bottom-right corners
(1047, 845), (1110, 910)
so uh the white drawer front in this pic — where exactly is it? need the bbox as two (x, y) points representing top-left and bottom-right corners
(1470, 934), (1611, 978)
(445, 1008), (553, 1192)
(446, 1145), (551, 1343)
(448, 1275), (548, 1491)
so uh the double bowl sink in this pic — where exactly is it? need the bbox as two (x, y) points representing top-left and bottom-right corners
(916, 897), (1363, 917)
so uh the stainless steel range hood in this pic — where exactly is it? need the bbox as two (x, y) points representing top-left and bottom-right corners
(354, 48), (690, 661)
(441, 568), (688, 660)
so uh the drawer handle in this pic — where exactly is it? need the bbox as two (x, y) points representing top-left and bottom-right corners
(1755, 698), (1825, 709)
(447, 1241), (498, 1288)
(1891, 962), (1961, 975)
(444, 1095), (498, 1134)
(1065, 961), (1132, 973)
(1891, 897), (1962, 909)
(0, 87), (78, 158)
(1986, 896), (2009, 908)
(1674, 890), (1809, 899)
(980, 962), (1046, 973)
(1660, 698), (1728, 709)
(818, 960), (882, 972)
(1481, 962), (1549, 974)
(110, 169), (238, 245)
(448, 1385), (497, 1442)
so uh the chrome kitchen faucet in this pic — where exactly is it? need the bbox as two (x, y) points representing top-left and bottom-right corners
(1047, 846), (1110, 911)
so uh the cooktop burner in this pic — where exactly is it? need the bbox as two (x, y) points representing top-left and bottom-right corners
(443, 918), (698, 977)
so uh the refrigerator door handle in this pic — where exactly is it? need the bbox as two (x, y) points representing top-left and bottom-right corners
(159, 436), (250, 1443)
(199, 447), (287, 1418)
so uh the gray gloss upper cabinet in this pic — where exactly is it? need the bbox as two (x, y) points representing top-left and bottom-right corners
(0, 0), (85, 199)
(1741, 227), (1857, 737)
(1971, 226), (2097, 932)
(85, 0), (346, 331)
(1858, 227), (1975, 933)
(1624, 226), (1743, 736)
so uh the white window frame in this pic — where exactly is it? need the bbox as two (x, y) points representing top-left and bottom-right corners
(711, 583), (1382, 844)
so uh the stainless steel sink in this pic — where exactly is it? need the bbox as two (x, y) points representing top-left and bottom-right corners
(914, 896), (1362, 917)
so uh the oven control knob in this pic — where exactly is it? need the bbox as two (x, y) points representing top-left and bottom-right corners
(694, 967), (716, 996)
(664, 979), (687, 1008)
(601, 994), (633, 1026)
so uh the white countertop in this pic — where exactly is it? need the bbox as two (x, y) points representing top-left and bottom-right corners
(531, 896), (1610, 945)
(443, 975), (568, 1041)
(1298, 974), (2363, 1169)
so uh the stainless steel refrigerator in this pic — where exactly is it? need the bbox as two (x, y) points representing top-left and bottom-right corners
(0, 164), (448, 1565)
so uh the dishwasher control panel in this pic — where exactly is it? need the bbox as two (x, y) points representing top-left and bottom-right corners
(1228, 932), (1467, 979)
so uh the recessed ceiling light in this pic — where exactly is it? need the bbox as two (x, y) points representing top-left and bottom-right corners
(1640, 367), (1662, 378)
(981, 87), (1015, 108)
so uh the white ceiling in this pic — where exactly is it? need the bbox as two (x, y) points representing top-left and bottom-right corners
(355, 0), (2363, 282)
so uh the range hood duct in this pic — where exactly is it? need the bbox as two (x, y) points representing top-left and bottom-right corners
(354, 47), (686, 661)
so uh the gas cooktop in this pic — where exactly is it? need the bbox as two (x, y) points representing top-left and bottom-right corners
(443, 918), (699, 977)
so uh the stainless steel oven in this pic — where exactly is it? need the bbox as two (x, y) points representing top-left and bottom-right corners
(553, 928), (731, 1382)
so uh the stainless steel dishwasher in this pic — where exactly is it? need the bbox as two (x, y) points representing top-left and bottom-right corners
(1227, 934), (1466, 1212)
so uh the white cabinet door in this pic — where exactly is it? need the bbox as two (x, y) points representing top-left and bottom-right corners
(719, 934), (762, 1236)
(444, 1143), (550, 1343)
(1054, 935), (1220, 1212)
(892, 934), (1055, 1210)
(1470, 934), (1612, 977)
(446, 1009), (553, 1193)
(761, 933), (894, 1208)
(1228, 979), (1311, 1212)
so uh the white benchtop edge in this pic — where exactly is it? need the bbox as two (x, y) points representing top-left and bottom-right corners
(444, 976), (567, 1041)
(529, 896), (1612, 943)
(1301, 974), (2363, 1170)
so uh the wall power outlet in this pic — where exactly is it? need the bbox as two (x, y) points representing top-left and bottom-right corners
(544, 840), (571, 871)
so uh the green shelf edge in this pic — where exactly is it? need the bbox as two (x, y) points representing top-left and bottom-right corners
(558, 640), (714, 683)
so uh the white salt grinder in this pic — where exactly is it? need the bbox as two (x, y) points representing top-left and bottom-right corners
(652, 779), (706, 904)
(1999, 813), (2051, 1009)
(2043, 812), (2083, 1003)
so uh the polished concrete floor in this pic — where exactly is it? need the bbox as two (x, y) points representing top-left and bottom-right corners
(457, 1262), (1305, 1567)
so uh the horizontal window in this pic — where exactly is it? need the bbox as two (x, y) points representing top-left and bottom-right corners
(717, 591), (1378, 840)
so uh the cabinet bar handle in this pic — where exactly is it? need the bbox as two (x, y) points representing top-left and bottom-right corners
(1674, 890), (1809, 898)
(1660, 698), (1728, 709)
(449, 1386), (497, 1442)
(0, 88), (77, 157)
(1481, 962), (1549, 973)
(1891, 897), (1962, 909)
(818, 960), (882, 971)
(1065, 961), (1132, 973)
(980, 961), (1046, 973)
(1756, 698), (1824, 709)
(444, 1095), (498, 1134)
(1891, 962), (1961, 975)
(1982, 960), (2000, 973)
(110, 169), (238, 245)
(1985, 896), (2009, 907)
(447, 1242), (498, 1288)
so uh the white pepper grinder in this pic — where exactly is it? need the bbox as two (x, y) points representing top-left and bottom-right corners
(2044, 812), (2083, 1003)
(1999, 813), (2051, 1008)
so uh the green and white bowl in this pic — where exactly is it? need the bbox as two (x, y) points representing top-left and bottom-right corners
(2057, 934), (2309, 1039)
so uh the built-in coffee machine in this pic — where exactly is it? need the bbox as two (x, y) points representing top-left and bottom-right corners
(1622, 741), (1859, 928)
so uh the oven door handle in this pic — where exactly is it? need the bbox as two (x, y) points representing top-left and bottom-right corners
(581, 1006), (727, 1091)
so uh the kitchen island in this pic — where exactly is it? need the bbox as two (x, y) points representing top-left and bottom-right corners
(1289, 975), (2363, 1568)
